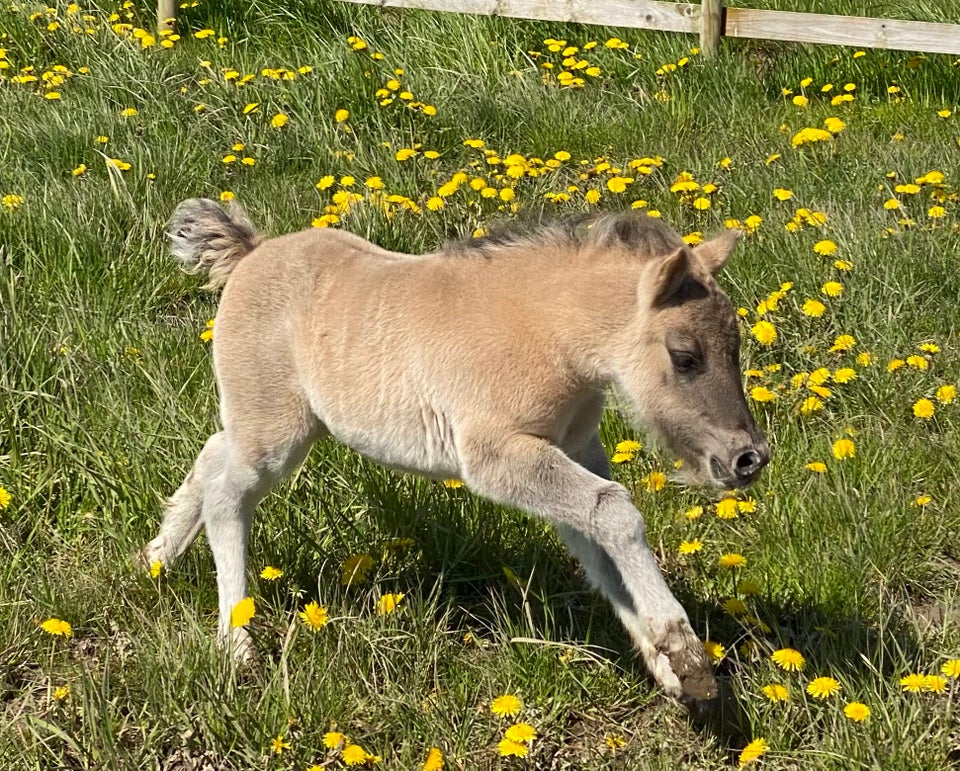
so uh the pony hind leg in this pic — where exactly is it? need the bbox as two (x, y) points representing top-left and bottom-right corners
(140, 431), (226, 570)
(203, 396), (323, 659)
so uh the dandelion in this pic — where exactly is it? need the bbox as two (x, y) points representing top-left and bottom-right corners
(833, 368), (856, 384)
(800, 396), (823, 415)
(604, 734), (626, 751)
(802, 299), (826, 317)
(230, 597), (255, 628)
(823, 117), (846, 134)
(821, 281), (843, 297)
(751, 320), (777, 346)
(616, 439), (642, 454)
(270, 113), (288, 128)
(913, 399), (935, 420)
(271, 733), (291, 754)
(341, 554), (374, 585)
(716, 498), (739, 519)
(375, 592), (404, 615)
(423, 747), (444, 770)
(771, 648), (805, 671)
(497, 738), (528, 757)
(491, 694), (522, 717)
(941, 659), (960, 678)
(830, 335), (856, 353)
(200, 318), (214, 342)
(684, 505), (704, 520)
(702, 640), (725, 662)
(791, 127), (832, 147)
(53, 685), (70, 701)
(888, 358), (905, 372)
(643, 471), (667, 492)
(750, 386), (776, 403)
(40, 618), (73, 637)
(915, 494), (932, 507)
(504, 723), (537, 743)
(844, 702), (870, 721)
(924, 675), (947, 693)
(899, 673), (925, 692)
(719, 553), (746, 568)
(814, 240), (838, 256)
(0, 487), (11, 508)
(906, 355), (928, 370)
(260, 565), (282, 580)
(299, 601), (329, 630)
(723, 597), (747, 615)
(679, 538), (703, 555)
(738, 738), (768, 767)
(807, 676), (841, 699)
(762, 683), (789, 702)
(832, 438), (855, 460)
(806, 461), (827, 473)
(150, 560), (163, 578)
(343, 743), (379, 765)
(324, 731), (347, 749)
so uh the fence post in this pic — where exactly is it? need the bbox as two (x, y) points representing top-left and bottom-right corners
(158, 0), (176, 32)
(699, 0), (723, 58)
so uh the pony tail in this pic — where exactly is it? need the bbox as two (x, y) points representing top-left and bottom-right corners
(166, 198), (264, 290)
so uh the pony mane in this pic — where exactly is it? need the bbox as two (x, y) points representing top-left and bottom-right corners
(443, 210), (686, 261)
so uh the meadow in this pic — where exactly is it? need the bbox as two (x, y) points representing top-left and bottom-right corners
(2, 0), (960, 768)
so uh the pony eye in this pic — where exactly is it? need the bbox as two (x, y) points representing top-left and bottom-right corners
(669, 350), (700, 372)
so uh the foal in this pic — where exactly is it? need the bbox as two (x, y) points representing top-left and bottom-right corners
(143, 200), (768, 703)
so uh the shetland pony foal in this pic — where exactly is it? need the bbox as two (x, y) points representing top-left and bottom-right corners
(143, 200), (769, 703)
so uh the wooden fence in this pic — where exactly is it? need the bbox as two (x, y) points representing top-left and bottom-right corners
(158, 0), (960, 58)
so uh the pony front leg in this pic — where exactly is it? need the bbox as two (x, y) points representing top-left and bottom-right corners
(461, 432), (715, 702)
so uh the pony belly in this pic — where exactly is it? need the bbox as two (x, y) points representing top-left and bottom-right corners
(323, 402), (462, 481)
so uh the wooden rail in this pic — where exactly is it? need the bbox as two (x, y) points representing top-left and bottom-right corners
(157, 0), (960, 57)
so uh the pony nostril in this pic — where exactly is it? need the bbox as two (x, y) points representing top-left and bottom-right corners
(734, 450), (765, 480)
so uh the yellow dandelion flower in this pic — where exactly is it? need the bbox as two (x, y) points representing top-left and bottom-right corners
(723, 597), (748, 615)
(342, 743), (375, 765)
(941, 659), (960, 678)
(299, 601), (329, 630)
(913, 399), (935, 420)
(40, 618), (73, 637)
(915, 494), (932, 507)
(678, 538), (703, 555)
(821, 281), (843, 297)
(260, 565), (282, 580)
(738, 738), (768, 767)
(703, 639), (725, 662)
(684, 505), (704, 520)
(0, 487), (11, 508)
(806, 461), (827, 473)
(750, 386), (776, 403)
(150, 560), (163, 578)
(615, 440), (642, 454)
(716, 498), (739, 519)
(936, 385), (956, 404)
(830, 334), (856, 353)
(888, 358), (905, 372)
(791, 127), (832, 147)
(375, 592), (404, 615)
(844, 701), (870, 721)
(801, 299), (826, 317)
(341, 554), (374, 585)
(395, 148), (416, 161)
(642, 471), (667, 492)
(230, 597), (255, 628)
(807, 676), (841, 698)
(422, 747), (444, 771)
(900, 673), (925, 692)
(771, 647), (805, 671)
(497, 738), (528, 757)
(906, 355), (928, 370)
(719, 553), (746, 569)
(814, 239), (838, 256)
(832, 438), (855, 459)
(324, 731), (347, 749)
(762, 683), (789, 702)
(270, 113), (288, 128)
(833, 368), (856, 384)
(585, 189), (601, 204)
(490, 694), (522, 717)
(604, 734), (626, 751)
(200, 318), (214, 342)
(53, 685), (70, 701)
(751, 320), (777, 346)
(800, 396), (823, 415)
(823, 116), (846, 134)
(504, 723), (537, 743)
(924, 675), (947, 693)
(772, 188), (793, 201)
(442, 479), (463, 488)
(270, 733), (291, 754)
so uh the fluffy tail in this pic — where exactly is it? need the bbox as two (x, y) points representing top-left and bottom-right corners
(166, 198), (264, 289)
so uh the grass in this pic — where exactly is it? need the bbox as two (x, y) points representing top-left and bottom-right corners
(2, 1), (960, 768)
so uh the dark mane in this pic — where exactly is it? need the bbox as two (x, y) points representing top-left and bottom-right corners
(443, 211), (686, 260)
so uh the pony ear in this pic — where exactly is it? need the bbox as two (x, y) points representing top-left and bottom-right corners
(695, 229), (740, 275)
(650, 247), (690, 307)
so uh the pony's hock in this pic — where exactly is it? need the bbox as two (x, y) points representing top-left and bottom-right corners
(144, 199), (769, 701)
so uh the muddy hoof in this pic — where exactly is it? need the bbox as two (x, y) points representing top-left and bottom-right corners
(669, 648), (718, 702)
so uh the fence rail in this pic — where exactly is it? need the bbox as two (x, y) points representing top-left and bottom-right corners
(158, 0), (960, 57)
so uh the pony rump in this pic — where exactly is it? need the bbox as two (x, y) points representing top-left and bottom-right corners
(166, 198), (263, 289)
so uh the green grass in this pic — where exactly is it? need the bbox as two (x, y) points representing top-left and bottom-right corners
(2, 1), (960, 768)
